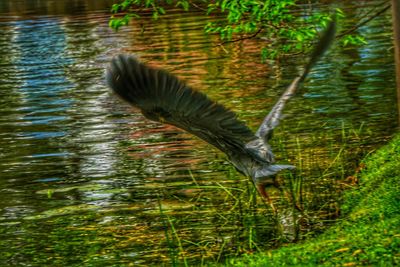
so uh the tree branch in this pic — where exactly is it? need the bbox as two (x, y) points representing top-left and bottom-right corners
(336, 3), (391, 38)
(215, 27), (263, 47)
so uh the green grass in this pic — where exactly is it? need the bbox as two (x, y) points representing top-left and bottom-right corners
(225, 134), (400, 266)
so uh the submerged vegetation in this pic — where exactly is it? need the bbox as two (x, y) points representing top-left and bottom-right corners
(227, 133), (400, 266)
(129, 122), (382, 265)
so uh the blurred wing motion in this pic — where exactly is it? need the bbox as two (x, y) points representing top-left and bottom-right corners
(106, 55), (258, 158)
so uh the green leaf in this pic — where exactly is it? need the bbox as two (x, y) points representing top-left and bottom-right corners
(296, 32), (304, 41)
(176, 1), (190, 11)
(158, 7), (166, 15)
(152, 11), (159, 20)
(111, 4), (121, 13)
(261, 47), (268, 63)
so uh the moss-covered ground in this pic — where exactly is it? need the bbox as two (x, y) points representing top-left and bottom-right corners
(227, 134), (400, 266)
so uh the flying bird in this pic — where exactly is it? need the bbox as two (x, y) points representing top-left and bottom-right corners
(106, 20), (336, 209)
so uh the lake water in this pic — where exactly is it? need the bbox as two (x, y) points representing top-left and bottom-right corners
(0, 0), (397, 265)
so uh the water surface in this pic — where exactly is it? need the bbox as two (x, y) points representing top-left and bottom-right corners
(0, 1), (397, 265)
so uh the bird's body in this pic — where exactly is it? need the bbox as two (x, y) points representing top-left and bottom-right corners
(106, 20), (336, 205)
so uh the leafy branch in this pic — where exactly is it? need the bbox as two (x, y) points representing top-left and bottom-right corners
(109, 0), (192, 29)
(108, 0), (389, 60)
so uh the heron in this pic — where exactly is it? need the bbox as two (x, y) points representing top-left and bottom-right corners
(106, 20), (336, 210)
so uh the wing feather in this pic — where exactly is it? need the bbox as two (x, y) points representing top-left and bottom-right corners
(106, 55), (257, 156)
(255, 19), (336, 141)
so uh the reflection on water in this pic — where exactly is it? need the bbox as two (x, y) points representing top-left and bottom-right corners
(0, 0), (397, 265)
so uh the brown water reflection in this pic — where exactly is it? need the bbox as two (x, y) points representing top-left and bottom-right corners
(0, 1), (397, 265)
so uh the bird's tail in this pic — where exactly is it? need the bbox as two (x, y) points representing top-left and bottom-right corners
(254, 164), (296, 180)
(255, 17), (336, 141)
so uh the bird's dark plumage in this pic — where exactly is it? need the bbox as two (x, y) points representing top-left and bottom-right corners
(106, 55), (268, 163)
(106, 19), (336, 207)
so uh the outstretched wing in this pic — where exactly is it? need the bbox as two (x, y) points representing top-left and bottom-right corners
(106, 55), (257, 157)
(255, 19), (336, 142)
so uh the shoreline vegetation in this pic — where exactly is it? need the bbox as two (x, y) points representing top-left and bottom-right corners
(227, 133), (400, 266)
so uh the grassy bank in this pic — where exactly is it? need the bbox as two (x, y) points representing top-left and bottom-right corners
(227, 134), (400, 266)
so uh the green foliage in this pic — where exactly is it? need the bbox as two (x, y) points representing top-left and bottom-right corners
(205, 0), (327, 58)
(341, 34), (367, 46)
(109, 1), (366, 59)
(109, 0), (183, 30)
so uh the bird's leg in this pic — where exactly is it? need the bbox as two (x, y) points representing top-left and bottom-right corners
(256, 182), (277, 215)
(256, 176), (302, 214)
